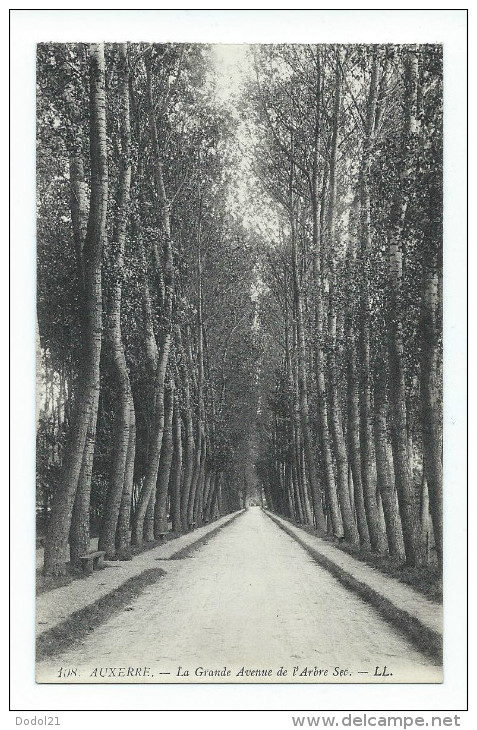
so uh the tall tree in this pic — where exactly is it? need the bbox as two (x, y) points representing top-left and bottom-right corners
(44, 43), (108, 575)
(357, 48), (388, 553)
(98, 43), (136, 560)
(132, 51), (175, 546)
(387, 50), (425, 567)
(325, 50), (360, 545)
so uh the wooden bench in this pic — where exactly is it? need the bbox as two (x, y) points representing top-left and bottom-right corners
(79, 550), (105, 575)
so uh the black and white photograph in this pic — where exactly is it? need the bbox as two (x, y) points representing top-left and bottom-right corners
(8, 6), (468, 716)
(34, 36), (444, 685)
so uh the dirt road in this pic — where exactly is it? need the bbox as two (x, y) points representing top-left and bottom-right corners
(36, 508), (441, 683)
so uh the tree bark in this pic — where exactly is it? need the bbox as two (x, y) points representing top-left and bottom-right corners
(132, 53), (175, 546)
(290, 208), (326, 532)
(357, 49), (388, 553)
(325, 51), (359, 545)
(373, 360), (405, 558)
(132, 336), (170, 545)
(285, 301), (307, 524)
(154, 381), (175, 537)
(420, 267), (443, 569)
(116, 401), (136, 558)
(69, 387), (99, 565)
(188, 212), (206, 528)
(176, 326), (195, 531)
(169, 388), (183, 532)
(345, 197), (370, 548)
(43, 43), (108, 575)
(203, 469), (217, 523)
(98, 43), (135, 560)
(387, 50), (425, 567)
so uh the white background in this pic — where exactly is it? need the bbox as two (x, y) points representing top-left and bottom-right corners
(7, 3), (469, 725)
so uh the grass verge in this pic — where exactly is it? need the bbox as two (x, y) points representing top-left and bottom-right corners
(265, 510), (442, 665)
(36, 568), (167, 661)
(36, 511), (242, 596)
(37, 512), (245, 661)
(267, 512), (442, 602)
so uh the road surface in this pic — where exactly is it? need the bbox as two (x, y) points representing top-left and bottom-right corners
(36, 508), (441, 683)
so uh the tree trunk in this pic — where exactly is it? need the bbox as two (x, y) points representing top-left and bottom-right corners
(285, 308), (306, 524)
(201, 469), (213, 523)
(169, 389), (183, 532)
(193, 433), (208, 526)
(420, 267), (443, 569)
(144, 490), (156, 543)
(132, 335), (170, 545)
(310, 205), (342, 536)
(300, 59), (341, 536)
(98, 43), (134, 560)
(189, 434), (205, 526)
(374, 360), (405, 559)
(346, 197), (370, 548)
(116, 401), (136, 558)
(388, 50), (425, 567)
(69, 387), (99, 565)
(154, 381), (175, 537)
(328, 311), (359, 545)
(203, 469), (217, 523)
(180, 405), (195, 529)
(132, 54), (175, 546)
(325, 52), (359, 545)
(290, 209), (326, 532)
(188, 214), (206, 528)
(43, 44), (108, 575)
(357, 50), (387, 553)
(176, 326), (195, 531)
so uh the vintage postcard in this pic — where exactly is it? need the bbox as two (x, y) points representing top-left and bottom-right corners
(33, 33), (447, 687)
